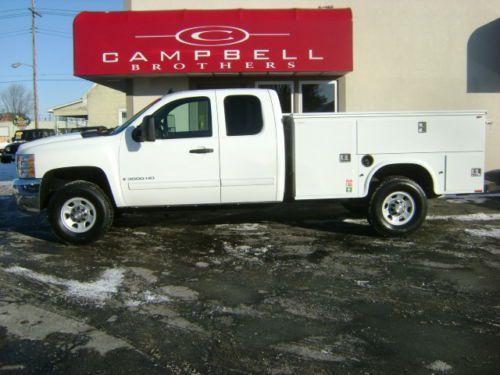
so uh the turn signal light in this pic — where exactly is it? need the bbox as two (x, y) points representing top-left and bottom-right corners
(17, 154), (36, 178)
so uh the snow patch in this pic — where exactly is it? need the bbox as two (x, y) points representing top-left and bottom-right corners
(159, 285), (199, 301)
(426, 360), (452, 372)
(5, 266), (125, 304)
(125, 290), (170, 307)
(355, 280), (370, 287)
(465, 228), (500, 239)
(428, 213), (500, 222)
(342, 218), (368, 225)
(215, 223), (267, 231)
(0, 303), (131, 355)
(223, 242), (269, 261)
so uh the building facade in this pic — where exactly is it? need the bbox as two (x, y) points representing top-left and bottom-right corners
(50, 84), (126, 130)
(76, 0), (499, 170)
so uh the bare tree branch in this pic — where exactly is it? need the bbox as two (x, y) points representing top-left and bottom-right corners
(0, 84), (33, 116)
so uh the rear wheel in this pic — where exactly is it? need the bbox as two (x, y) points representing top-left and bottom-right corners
(48, 181), (114, 245)
(368, 176), (427, 236)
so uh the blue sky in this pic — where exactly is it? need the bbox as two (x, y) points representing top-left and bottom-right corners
(0, 0), (123, 119)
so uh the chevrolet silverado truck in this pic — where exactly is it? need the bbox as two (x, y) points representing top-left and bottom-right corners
(13, 89), (486, 244)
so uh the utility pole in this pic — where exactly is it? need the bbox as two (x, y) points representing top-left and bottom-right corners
(30, 0), (41, 129)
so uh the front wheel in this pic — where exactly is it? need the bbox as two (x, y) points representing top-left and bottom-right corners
(48, 181), (114, 245)
(368, 177), (427, 236)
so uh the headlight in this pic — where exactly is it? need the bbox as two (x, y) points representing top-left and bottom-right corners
(5, 146), (11, 153)
(17, 154), (36, 178)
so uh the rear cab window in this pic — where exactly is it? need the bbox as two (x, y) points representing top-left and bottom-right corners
(224, 95), (263, 136)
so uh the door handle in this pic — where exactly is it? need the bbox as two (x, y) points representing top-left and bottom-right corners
(189, 147), (214, 154)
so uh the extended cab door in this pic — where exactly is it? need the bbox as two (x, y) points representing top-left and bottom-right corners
(216, 90), (283, 203)
(119, 92), (220, 206)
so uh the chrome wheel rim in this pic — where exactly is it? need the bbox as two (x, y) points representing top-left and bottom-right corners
(381, 191), (416, 226)
(60, 197), (97, 233)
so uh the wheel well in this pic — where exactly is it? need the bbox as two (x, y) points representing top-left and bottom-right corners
(41, 167), (114, 209)
(370, 164), (437, 198)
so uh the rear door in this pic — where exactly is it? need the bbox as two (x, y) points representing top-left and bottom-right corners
(216, 90), (280, 203)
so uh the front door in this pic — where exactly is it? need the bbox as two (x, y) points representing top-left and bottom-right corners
(119, 92), (220, 207)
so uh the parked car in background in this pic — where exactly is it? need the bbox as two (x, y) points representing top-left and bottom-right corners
(1, 129), (56, 163)
(0, 141), (8, 154)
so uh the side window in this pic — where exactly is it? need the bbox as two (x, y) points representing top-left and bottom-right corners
(224, 95), (263, 136)
(152, 97), (211, 139)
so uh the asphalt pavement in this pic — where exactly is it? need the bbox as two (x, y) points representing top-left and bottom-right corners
(0, 163), (499, 374)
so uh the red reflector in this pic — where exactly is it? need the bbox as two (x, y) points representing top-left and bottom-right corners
(474, 189), (483, 193)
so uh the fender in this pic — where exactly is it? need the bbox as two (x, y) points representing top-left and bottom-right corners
(362, 159), (442, 198)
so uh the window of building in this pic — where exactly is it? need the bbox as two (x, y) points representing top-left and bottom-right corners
(255, 81), (293, 113)
(118, 109), (127, 125)
(224, 95), (263, 136)
(152, 97), (211, 139)
(299, 80), (338, 113)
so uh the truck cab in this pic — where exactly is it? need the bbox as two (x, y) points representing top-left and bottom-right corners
(118, 89), (285, 207)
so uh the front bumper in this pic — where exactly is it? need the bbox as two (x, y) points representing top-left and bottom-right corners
(13, 178), (42, 213)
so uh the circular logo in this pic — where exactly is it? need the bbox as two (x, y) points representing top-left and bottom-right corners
(175, 26), (250, 47)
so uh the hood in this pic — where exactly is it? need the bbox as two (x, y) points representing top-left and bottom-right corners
(18, 133), (82, 154)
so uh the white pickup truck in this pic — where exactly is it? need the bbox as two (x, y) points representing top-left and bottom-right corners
(13, 89), (486, 244)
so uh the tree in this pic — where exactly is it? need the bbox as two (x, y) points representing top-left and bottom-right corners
(0, 84), (33, 117)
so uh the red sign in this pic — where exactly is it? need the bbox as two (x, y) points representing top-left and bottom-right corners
(74, 9), (352, 76)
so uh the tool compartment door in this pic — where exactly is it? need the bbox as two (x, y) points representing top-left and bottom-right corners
(293, 116), (358, 199)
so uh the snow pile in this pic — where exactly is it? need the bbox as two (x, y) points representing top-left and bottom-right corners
(5, 266), (125, 304)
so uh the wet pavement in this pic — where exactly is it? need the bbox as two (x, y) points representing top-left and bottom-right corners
(0, 168), (499, 374)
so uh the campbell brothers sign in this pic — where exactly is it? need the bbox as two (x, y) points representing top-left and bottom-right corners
(74, 9), (352, 76)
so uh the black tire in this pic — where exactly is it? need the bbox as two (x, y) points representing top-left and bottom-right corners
(48, 181), (114, 245)
(368, 176), (427, 237)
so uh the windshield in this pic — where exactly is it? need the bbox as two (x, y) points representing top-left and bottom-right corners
(13, 131), (24, 142)
(110, 98), (161, 135)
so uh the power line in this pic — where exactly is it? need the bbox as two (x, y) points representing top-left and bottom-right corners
(0, 31), (30, 39)
(0, 28), (31, 35)
(0, 74), (75, 78)
(0, 8), (26, 12)
(0, 79), (83, 84)
(38, 31), (72, 39)
(38, 8), (79, 14)
(38, 10), (77, 17)
(37, 27), (71, 35)
(0, 13), (30, 20)
(0, 28), (29, 33)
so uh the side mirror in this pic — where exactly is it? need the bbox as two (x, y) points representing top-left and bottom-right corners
(132, 115), (156, 142)
(142, 115), (156, 142)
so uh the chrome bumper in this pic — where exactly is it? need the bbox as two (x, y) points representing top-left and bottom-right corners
(13, 178), (42, 213)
